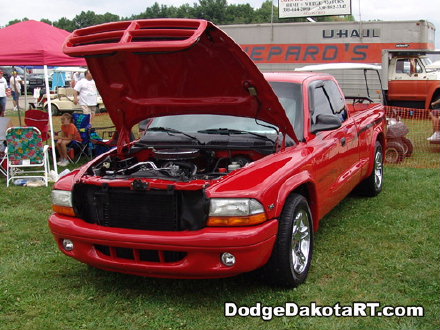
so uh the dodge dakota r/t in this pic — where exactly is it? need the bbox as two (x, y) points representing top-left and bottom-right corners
(49, 19), (386, 287)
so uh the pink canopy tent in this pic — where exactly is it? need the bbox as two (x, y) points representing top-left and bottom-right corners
(0, 20), (85, 66)
(0, 20), (86, 176)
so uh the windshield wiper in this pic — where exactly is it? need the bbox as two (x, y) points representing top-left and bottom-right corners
(197, 128), (275, 144)
(147, 127), (202, 144)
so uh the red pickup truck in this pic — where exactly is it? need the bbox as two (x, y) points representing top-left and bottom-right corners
(49, 19), (386, 287)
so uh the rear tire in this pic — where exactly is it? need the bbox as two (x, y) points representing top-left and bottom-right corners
(44, 104), (60, 116)
(263, 194), (313, 288)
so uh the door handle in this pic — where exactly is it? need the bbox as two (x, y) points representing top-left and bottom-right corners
(340, 137), (346, 146)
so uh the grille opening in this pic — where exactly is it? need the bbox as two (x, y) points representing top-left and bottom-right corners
(139, 249), (160, 262)
(95, 245), (187, 263)
(73, 184), (209, 232)
(116, 247), (134, 260)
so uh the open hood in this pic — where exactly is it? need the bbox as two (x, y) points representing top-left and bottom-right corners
(63, 19), (297, 146)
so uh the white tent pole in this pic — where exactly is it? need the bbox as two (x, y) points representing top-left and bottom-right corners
(24, 67), (28, 111)
(44, 65), (58, 176)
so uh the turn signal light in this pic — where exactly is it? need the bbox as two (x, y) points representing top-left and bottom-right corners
(52, 205), (76, 217)
(207, 213), (267, 226)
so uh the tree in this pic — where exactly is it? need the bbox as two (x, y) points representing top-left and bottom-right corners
(72, 11), (100, 29)
(54, 17), (76, 32)
(4, 2), (355, 32)
(225, 4), (254, 24)
(40, 18), (53, 25)
(7, 18), (29, 26)
(193, 0), (228, 24)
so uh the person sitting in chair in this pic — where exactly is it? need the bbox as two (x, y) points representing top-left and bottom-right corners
(55, 113), (81, 167)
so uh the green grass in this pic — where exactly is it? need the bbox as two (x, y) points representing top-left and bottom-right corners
(0, 167), (439, 330)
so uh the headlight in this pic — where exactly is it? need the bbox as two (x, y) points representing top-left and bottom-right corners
(207, 198), (267, 226)
(52, 190), (75, 216)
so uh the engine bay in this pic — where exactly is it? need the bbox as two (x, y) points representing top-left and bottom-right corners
(90, 147), (267, 182)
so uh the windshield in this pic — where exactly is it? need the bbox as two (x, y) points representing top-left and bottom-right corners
(424, 56), (440, 72)
(144, 82), (303, 139)
(149, 115), (277, 134)
(13, 66), (26, 75)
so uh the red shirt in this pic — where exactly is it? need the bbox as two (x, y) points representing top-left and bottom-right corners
(61, 123), (82, 142)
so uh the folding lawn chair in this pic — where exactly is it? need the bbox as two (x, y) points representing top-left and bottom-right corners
(5, 127), (50, 187)
(69, 113), (92, 163)
(0, 117), (11, 177)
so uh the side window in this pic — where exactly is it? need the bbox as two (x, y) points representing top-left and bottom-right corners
(324, 80), (347, 122)
(415, 60), (423, 73)
(324, 80), (346, 113)
(396, 59), (410, 74)
(310, 80), (347, 125)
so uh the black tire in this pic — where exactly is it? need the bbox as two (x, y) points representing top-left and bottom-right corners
(357, 141), (384, 197)
(385, 141), (405, 163)
(401, 137), (413, 157)
(44, 103), (60, 116)
(263, 194), (313, 288)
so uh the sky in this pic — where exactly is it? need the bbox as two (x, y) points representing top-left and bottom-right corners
(0, 0), (439, 47)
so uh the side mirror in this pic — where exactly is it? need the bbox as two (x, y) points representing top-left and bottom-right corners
(311, 114), (342, 134)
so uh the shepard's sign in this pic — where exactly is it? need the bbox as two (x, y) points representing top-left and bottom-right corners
(279, 0), (352, 19)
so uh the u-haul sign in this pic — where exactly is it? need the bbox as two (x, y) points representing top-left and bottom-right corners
(279, 0), (352, 19)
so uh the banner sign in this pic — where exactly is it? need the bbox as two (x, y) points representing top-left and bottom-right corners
(279, 0), (352, 18)
(241, 43), (431, 64)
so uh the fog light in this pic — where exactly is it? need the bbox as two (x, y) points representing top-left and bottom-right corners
(62, 239), (74, 251)
(221, 252), (236, 267)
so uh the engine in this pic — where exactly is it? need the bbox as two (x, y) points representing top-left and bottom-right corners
(91, 148), (254, 181)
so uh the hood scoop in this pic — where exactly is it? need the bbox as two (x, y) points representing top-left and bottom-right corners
(63, 19), (297, 149)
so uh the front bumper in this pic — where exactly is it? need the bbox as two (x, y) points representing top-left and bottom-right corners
(49, 214), (278, 279)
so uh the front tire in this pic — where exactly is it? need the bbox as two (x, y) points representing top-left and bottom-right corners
(264, 194), (313, 288)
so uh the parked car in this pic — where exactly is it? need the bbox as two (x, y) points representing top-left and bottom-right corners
(49, 19), (386, 287)
(29, 87), (106, 115)
(26, 73), (48, 93)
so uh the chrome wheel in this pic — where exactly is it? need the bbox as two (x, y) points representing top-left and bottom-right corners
(291, 209), (311, 274)
(264, 194), (313, 287)
(374, 149), (383, 190)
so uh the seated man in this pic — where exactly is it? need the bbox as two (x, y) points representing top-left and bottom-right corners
(55, 113), (81, 166)
(427, 99), (440, 142)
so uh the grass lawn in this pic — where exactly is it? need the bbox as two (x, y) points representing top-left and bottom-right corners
(0, 163), (439, 329)
(1, 110), (439, 329)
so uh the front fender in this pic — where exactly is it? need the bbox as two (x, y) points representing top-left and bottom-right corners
(274, 171), (319, 230)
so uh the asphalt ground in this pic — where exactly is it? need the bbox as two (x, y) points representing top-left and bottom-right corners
(5, 94), (37, 112)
